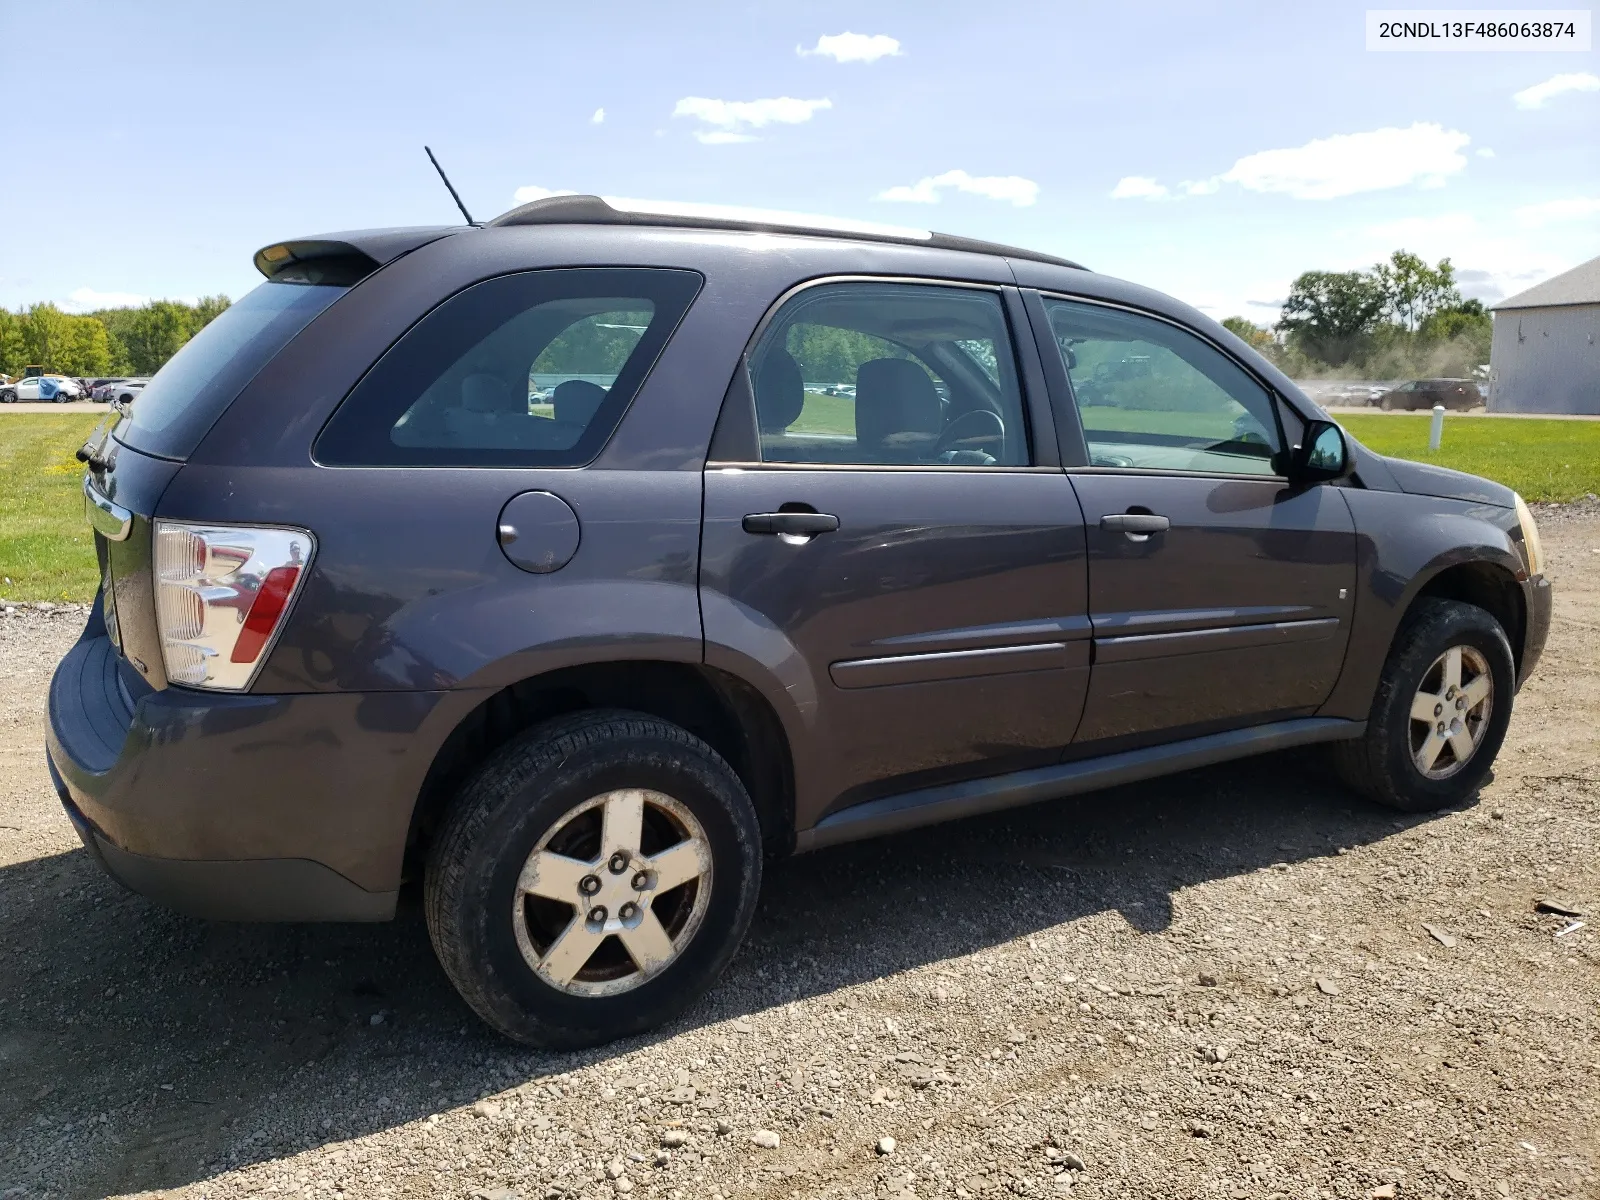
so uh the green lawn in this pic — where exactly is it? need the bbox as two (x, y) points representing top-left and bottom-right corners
(1338, 414), (1600, 503)
(1, 410), (1595, 603)
(0, 414), (108, 603)
(792, 389), (856, 435)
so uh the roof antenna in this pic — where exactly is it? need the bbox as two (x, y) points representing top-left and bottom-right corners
(425, 145), (478, 227)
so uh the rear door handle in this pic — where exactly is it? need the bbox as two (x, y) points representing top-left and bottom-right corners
(742, 512), (840, 536)
(1101, 512), (1169, 541)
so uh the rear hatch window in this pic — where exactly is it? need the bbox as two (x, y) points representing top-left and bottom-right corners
(114, 281), (347, 460)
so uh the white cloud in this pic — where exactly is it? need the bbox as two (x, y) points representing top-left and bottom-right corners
(1180, 178), (1220, 196)
(1512, 72), (1600, 109)
(591, 107), (605, 125)
(672, 95), (831, 143)
(1476, 147), (1495, 158)
(1364, 212), (1481, 242)
(1516, 196), (1600, 227)
(512, 184), (577, 204)
(877, 169), (1039, 207)
(797, 32), (902, 63)
(61, 287), (150, 312)
(1110, 175), (1169, 200)
(1220, 123), (1470, 200)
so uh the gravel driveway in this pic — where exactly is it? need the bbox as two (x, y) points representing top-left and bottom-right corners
(2, 509), (1596, 1200)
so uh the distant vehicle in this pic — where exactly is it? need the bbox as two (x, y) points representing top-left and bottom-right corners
(91, 379), (131, 402)
(1375, 379), (1482, 412)
(0, 374), (83, 402)
(111, 379), (149, 406)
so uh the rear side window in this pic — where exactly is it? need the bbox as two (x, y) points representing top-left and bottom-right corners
(115, 281), (347, 460)
(316, 268), (702, 467)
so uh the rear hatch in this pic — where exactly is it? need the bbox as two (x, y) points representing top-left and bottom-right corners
(85, 277), (354, 690)
(79, 227), (460, 693)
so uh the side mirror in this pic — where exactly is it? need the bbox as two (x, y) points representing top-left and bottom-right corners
(1291, 420), (1352, 483)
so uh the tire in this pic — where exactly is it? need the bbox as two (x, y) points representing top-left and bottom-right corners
(1331, 598), (1515, 812)
(0, 389), (14, 404)
(1379, 397), (1394, 411)
(425, 709), (763, 1047)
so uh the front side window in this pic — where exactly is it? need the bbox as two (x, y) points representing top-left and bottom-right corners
(747, 282), (1029, 467)
(1043, 298), (1283, 476)
(317, 268), (701, 467)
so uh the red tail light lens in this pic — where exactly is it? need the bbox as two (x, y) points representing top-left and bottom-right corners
(230, 565), (303, 663)
(153, 522), (315, 690)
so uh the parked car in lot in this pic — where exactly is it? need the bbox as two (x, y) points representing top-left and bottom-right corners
(1375, 378), (1483, 411)
(53, 195), (1550, 1048)
(0, 374), (83, 402)
(111, 379), (148, 406)
(90, 378), (131, 402)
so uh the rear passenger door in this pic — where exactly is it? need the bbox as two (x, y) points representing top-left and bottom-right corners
(1030, 295), (1357, 745)
(700, 280), (1091, 825)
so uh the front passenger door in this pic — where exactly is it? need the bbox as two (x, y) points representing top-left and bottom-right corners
(1034, 296), (1357, 746)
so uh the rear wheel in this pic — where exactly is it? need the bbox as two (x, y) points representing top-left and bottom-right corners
(1331, 599), (1514, 812)
(425, 710), (762, 1047)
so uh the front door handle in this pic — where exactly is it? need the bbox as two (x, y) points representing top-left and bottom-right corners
(743, 511), (840, 537)
(1101, 512), (1169, 542)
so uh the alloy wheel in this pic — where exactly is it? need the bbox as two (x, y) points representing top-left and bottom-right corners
(1408, 645), (1494, 780)
(512, 789), (712, 997)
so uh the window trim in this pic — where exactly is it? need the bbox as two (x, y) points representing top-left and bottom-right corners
(1027, 289), (1298, 482)
(705, 274), (1053, 472)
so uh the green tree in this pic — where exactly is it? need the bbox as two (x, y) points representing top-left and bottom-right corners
(55, 315), (112, 376)
(121, 301), (193, 375)
(18, 304), (72, 369)
(1372, 250), (1461, 333)
(0, 308), (23, 377)
(190, 294), (231, 333)
(1221, 316), (1273, 350)
(1276, 271), (1387, 365)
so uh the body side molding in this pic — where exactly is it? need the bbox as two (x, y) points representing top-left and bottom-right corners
(797, 717), (1364, 851)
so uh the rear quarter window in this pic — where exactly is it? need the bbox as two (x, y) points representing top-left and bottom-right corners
(115, 281), (348, 460)
(315, 268), (703, 468)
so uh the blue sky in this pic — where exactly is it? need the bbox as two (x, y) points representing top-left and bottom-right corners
(2, 0), (1595, 321)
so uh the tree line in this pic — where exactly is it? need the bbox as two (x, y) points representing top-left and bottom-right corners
(0, 296), (231, 380)
(1223, 250), (1492, 379)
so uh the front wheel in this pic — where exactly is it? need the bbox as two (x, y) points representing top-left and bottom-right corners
(425, 710), (762, 1047)
(1331, 598), (1515, 811)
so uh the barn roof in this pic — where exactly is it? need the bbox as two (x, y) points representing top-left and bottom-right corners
(1493, 253), (1600, 311)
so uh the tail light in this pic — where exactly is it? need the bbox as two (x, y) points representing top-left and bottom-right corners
(153, 522), (315, 690)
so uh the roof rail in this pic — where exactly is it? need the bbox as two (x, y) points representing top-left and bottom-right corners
(487, 195), (1086, 271)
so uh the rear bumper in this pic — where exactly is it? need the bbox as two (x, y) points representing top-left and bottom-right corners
(47, 619), (478, 922)
(51, 766), (395, 921)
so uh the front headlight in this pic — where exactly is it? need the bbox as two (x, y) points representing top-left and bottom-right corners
(1513, 493), (1545, 578)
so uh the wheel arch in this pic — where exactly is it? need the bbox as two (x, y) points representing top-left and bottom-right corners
(1410, 558), (1527, 673)
(403, 659), (796, 881)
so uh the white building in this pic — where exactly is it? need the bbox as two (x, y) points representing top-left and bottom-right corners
(1488, 254), (1600, 415)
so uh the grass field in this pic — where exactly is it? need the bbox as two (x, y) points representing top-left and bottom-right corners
(1, 410), (1596, 603)
(1338, 413), (1600, 503)
(0, 414), (107, 603)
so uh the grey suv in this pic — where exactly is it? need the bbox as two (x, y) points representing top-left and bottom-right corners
(50, 196), (1551, 1047)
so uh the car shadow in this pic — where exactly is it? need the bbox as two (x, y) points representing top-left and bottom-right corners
(0, 752), (1454, 1198)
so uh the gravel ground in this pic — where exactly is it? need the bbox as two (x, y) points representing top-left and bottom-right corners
(2, 509), (1597, 1200)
